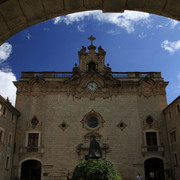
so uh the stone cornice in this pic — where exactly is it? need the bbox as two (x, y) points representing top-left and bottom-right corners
(15, 73), (168, 99)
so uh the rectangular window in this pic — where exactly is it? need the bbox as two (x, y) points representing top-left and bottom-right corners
(5, 156), (10, 169)
(169, 111), (172, 119)
(3, 107), (6, 116)
(170, 131), (176, 143)
(0, 103), (2, 116)
(8, 133), (12, 145)
(174, 153), (178, 166)
(28, 133), (39, 147)
(177, 105), (180, 113)
(146, 132), (158, 151)
(0, 130), (3, 141)
(0, 129), (4, 142)
(11, 113), (14, 122)
(27, 133), (39, 152)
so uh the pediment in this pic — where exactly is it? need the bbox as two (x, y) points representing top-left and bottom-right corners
(79, 73), (105, 89)
(63, 72), (121, 100)
(66, 72), (119, 89)
(138, 77), (156, 98)
(26, 115), (42, 131)
(29, 76), (45, 86)
(138, 77), (155, 87)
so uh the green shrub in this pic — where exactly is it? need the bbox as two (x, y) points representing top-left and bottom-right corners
(71, 159), (121, 180)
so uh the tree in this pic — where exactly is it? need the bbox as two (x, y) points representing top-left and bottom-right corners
(71, 159), (121, 180)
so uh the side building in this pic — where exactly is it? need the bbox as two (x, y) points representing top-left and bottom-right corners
(0, 95), (19, 180)
(163, 96), (180, 180)
(11, 37), (171, 180)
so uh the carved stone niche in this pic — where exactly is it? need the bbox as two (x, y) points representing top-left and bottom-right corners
(138, 78), (155, 98)
(28, 77), (46, 96)
(27, 116), (42, 131)
(76, 131), (110, 160)
(81, 110), (105, 131)
(142, 115), (159, 130)
(84, 131), (101, 142)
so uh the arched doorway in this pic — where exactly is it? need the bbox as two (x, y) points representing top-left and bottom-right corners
(144, 158), (165, 180)
(21, 160), (41, 180)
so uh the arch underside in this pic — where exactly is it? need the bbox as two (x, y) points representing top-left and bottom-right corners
(0, 0), (180, 45)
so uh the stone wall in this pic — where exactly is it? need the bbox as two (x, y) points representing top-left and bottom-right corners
(12, 92), (169, 180)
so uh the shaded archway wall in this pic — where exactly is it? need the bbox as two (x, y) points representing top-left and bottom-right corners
(0, 0), (180, 45)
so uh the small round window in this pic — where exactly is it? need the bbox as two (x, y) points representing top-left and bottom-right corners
(87, 117), (98, 128)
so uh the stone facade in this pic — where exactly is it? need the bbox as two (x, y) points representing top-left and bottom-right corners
(9, 37), (172, 180)
(0, 95), (19, 180)
(1, 37), (180, 180)
(163, 96), (180, 180)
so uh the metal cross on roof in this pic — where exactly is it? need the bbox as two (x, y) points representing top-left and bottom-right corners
(88, 35), (96, 45)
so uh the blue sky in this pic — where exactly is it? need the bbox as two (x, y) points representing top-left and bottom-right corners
(0, 10), (180, 105)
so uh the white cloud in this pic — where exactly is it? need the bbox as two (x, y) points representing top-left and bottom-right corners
(26, 33), (31, 40)
(177, 74), (180, 89)
(43, 28), (50, 31)
(168, 19), (179, 29)
(54, 11), (94, 25)
(107, 29), (120, 35)
(156, 25), (163, 29)
(77, 24), (85, 32)
(0, 43), (12, 63)
(23, 31), (32, 40)
(0, 42), (16, 106)
(53, 10), (150, 33)
(156, 19), (179, 30)
(161, 40), (180, 54)
(177, 73), (180, 80)
(138, 32), (146, 38)
(0, 70), (17, 106)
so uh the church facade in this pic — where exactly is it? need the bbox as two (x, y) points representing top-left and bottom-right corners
(0, 36), (179, 180)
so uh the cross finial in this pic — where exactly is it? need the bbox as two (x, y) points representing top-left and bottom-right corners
(88, 35), (96, 45)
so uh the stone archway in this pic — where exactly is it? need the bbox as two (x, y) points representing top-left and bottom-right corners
(0, 0), (180, 45)
(21, 160), (41, 180)
(144, 158), (165, 180)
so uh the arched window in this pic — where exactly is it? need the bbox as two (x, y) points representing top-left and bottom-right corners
(88, 62), (96, 72)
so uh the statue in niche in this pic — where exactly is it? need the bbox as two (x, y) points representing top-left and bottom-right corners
(88, 135), (102, 159)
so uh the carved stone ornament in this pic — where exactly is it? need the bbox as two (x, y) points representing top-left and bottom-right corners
(27, 116), (42, 131)
(29, 77), (46, 96)
(76, 130), (110, 160)
(65, 72), (120, 100)
(138, 78), (155, 98)
(142, 115), (159, 130)
(59, 121), (69, 131)
(117, 121), (127, 131)
(31, 116), (39, 128)
(84, 131), (102, 142)
(81, 110), (105, 131)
